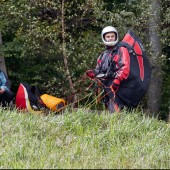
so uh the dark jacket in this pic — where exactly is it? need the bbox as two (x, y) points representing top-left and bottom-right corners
(94, 44), (150, 107)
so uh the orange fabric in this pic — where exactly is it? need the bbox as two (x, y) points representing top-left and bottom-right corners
(40, 94), (66, 112)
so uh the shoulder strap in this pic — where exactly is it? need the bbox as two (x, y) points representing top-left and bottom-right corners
(118, 42), (136, 57)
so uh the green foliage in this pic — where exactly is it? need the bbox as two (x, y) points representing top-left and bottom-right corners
(0, 108), (170, 168)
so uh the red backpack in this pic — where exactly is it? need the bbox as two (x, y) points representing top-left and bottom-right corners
(119, 30), (151, 90)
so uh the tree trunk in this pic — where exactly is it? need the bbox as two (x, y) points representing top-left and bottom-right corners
(0, 32), (7, 76)
(61, 0), (78, 107)
(147, 0), (162, 117)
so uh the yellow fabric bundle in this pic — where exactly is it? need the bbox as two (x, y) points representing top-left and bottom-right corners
(40, 94), (66, 112)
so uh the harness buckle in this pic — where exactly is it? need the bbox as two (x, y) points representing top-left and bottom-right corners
(96, 73), (105, 78)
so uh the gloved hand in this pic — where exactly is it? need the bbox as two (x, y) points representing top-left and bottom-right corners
(86, 70), (95, 79)
(111, 79), (120, 92)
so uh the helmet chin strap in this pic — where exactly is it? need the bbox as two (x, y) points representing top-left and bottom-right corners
(104, 40), (118, 46)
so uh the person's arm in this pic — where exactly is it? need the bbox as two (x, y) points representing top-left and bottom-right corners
(0, 71), (9, 92)
(112, 47), (130, 90)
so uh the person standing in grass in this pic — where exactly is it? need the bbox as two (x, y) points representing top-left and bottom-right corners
(86, 26), (150, 113)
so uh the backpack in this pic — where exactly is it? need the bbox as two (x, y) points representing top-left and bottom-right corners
(15, 83), (46, 114)
(119, 30), (151, 88)
(117, 30), (151, 106)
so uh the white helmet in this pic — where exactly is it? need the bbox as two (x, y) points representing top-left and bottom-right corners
(101, 26), (119, 46)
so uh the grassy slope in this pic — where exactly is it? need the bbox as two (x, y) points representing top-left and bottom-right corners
(0, 107), (170, 169)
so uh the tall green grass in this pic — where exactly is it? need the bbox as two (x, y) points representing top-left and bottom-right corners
(0, 107), (170, 169)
